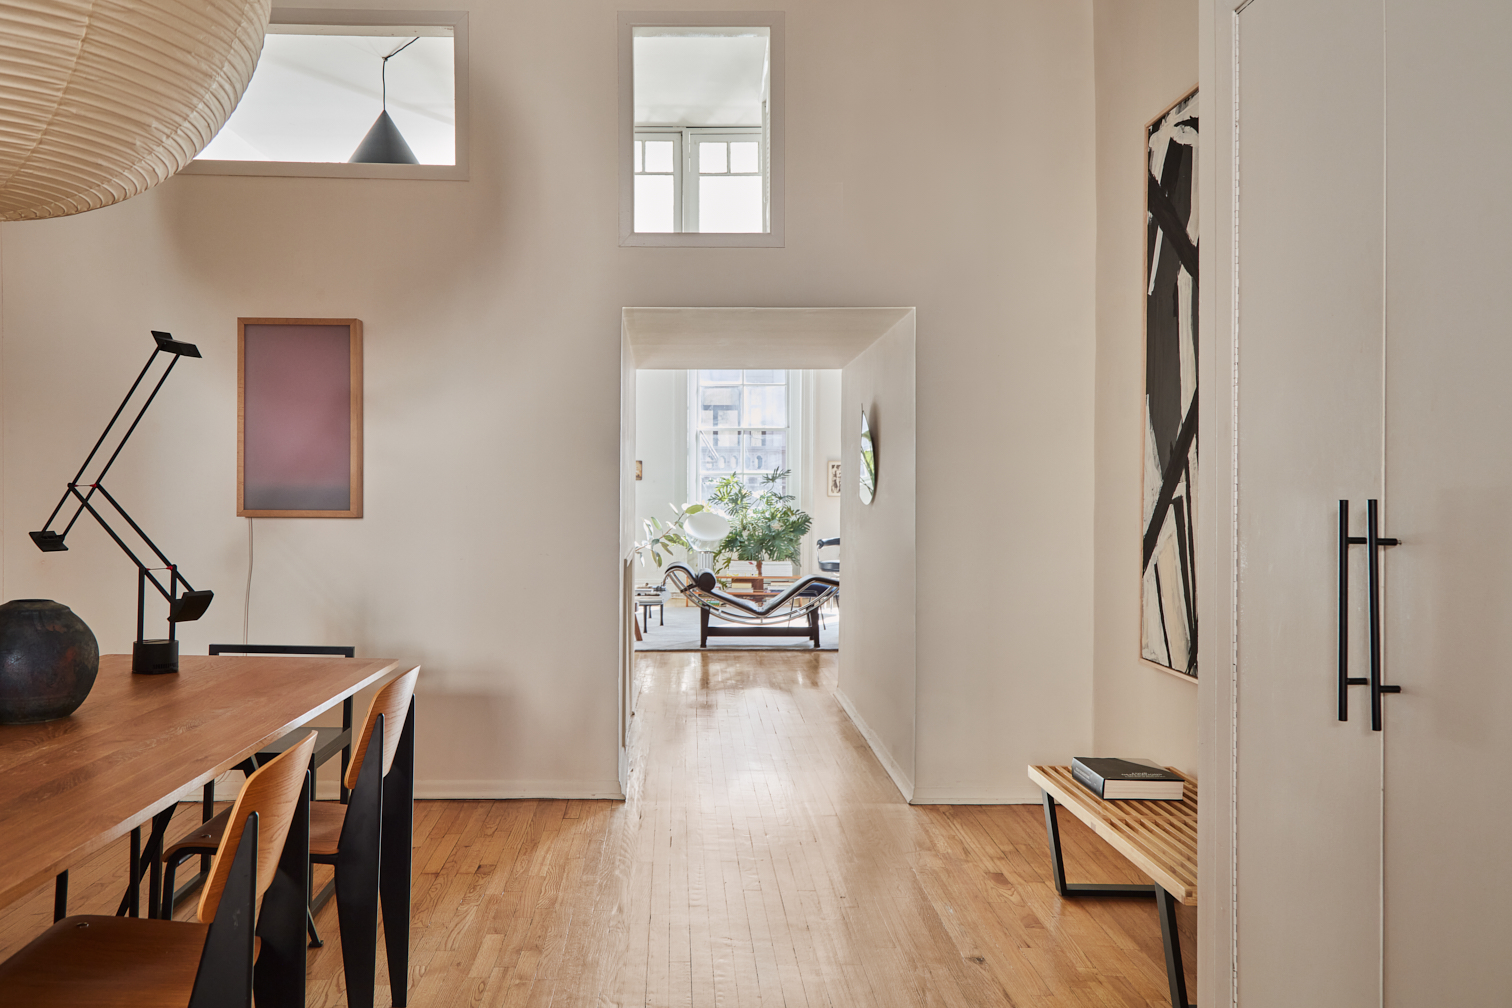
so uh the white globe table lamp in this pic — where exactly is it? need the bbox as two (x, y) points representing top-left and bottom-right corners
(683, 510), (731, 569)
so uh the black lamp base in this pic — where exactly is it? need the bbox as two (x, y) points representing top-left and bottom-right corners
(132, 639), (179, 675)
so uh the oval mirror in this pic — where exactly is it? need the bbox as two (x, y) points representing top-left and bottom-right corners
(859, 409), (876, 505)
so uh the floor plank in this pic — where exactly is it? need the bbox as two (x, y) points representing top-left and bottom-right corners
(0, 651), (1193, 1005)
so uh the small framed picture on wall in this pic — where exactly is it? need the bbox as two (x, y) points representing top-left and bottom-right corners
(238, 318), (363, 518)
(827, 461), (842, 497)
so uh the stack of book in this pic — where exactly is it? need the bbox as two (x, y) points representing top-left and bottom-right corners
(1070, 757), (1185, 800)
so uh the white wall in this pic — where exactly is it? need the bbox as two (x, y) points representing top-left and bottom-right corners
(804, 369), (842, 567)
(1090, 0), (1200, 775)
(632, 369), (686, 579)
(0, 0), (1099, 803)
(836, 316), (917, 795)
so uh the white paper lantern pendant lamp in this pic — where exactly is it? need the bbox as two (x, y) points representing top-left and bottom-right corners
(0, 0), (272, 221)
(349, 38), (420, 164)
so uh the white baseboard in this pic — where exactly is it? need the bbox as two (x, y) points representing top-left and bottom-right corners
(833, 687), (914, 802)
(414, 779), (627, 800)
(907, 783), (1044, 805)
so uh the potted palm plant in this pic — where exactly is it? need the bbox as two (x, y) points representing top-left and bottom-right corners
(708, 470), (813, 591)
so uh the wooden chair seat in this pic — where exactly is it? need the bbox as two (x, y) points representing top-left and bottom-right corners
(166, 802), (347, 863)
(0, 916), (207, 1006)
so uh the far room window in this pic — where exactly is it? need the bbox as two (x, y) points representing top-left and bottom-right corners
(185, 10), (468, 180)
(620, 14), (784, 247)
(634, 128), (764, 233)
(690, 370), (796, 502)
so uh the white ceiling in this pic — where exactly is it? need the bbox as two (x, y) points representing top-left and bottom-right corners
(624, 308), (915, 369)
(198, 29), (455, 164)
(633, 33), (769, 127)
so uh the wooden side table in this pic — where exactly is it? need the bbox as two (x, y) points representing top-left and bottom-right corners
(1028, 764), (1197, 1008)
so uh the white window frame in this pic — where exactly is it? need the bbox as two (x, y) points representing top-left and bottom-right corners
(181, 7), (470, 182)
(634, 127), (765, 234)
(687, 369), (802, 506)
(633, 129), (685, 233)
(619, 11), (785, 248)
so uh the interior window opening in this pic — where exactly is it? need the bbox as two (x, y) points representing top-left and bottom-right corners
(197, 21), (457, 166)
(632, 26), (770, 234)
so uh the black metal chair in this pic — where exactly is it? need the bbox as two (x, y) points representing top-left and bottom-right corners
(816, 536), (840, 573)
(1, 738), (316, 1008)
(162, 667), (419, 1008)
(160, 645), (355, 939)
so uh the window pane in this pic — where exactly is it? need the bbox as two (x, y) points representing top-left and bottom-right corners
(736, 472), (786, 495)
(699, 142), (728, 174)
(634, 140), (643, 173)
(699, 386), (741, 427)
(742, 430), (787, 472)
(634, 174), (674, 232)
(743, 369), (782, 384)
(698, 475), (731, 503)
(643, 139), (675, 173)
(698, 175), (763, 233)
(700, 369), (741, 384)
(729, 141), (759, 173)
(199, 33), (456, 165)
(697, 430), (741, 473)
(743, 383), (786, 426)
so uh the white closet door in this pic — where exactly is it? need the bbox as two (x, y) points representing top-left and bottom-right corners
(1232, 0), (1385, 1003)
(1381, 1), (1512, 1001)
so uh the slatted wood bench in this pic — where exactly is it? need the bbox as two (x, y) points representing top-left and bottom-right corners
(1028, 764), (1197, 1008)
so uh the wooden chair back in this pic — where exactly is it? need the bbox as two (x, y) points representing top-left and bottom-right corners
(197, 729), (317, 923)
(343, 666), (419, 790)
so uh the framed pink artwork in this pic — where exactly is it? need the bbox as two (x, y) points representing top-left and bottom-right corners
(238, 318), (363, 518)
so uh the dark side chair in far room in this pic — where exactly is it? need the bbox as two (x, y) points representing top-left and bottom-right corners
(0, 732), (318, 1008)
(163, 665), (420, 1008)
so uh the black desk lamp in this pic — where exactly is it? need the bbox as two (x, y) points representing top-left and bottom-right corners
(29, 331), (213, 674)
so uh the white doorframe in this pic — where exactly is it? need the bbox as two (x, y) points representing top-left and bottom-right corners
(618, 307), (919, 801)
(1197, 3), (1241, 1005)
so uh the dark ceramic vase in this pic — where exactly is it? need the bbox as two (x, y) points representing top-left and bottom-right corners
(0, 599), (100, 724)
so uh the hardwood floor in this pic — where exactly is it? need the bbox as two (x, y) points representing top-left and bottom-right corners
(0, 651), (1193, 1006)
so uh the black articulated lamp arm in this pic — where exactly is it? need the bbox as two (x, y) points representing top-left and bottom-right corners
(28, 331), (213, 674)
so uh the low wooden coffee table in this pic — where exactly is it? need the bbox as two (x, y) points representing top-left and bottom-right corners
(1028, 764), (1196, 1008)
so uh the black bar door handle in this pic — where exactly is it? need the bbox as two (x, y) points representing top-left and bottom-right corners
(1365, 499), (1402, 731)
(1336, 501), (1372, 722)
(1338, 500), (1398, 726)
(1339, 501), (1353, 720)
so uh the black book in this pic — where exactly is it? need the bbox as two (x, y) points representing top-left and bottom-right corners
(1071, 757), (1185, 800)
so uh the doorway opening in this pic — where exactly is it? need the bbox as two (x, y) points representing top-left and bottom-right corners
(631, 367), (840, 651)
(618, 307), (918, 797)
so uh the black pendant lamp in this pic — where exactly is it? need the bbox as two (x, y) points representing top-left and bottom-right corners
(349, 37), (420, 164)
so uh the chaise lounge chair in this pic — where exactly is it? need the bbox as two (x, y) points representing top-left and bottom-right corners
(661, 563), (840, 648)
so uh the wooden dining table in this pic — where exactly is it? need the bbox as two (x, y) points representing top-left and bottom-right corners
(0, 653), (408, 912)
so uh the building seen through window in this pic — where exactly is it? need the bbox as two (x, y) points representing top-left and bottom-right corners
(692, 370), (789, 501)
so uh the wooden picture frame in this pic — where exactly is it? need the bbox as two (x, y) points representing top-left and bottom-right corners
(238, 318), (363, 518)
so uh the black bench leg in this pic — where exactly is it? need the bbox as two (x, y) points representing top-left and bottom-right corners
(1155, 885), (1194, 1008)
(53, 871), (67, 922)
(700, 606), (709, 648)
(1041, 788), (1072, 897)
(1039, 789), (1154, 898)
(1041, 789), (1191, 1006)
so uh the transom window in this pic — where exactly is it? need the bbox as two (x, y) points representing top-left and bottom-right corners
(691, 370), (793, 502)
(621, 15), (782, 246)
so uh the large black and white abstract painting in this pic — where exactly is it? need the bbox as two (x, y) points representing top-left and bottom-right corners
(1142, 89), (1198, 678)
